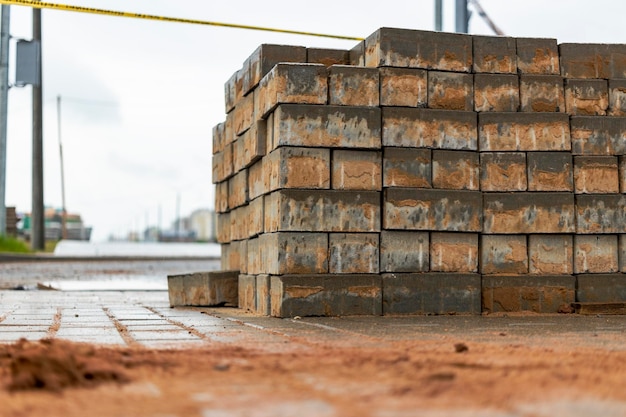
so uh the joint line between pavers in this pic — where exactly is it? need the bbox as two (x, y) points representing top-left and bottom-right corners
(102, 307), (137, 346)
(46, 307), (63, 338)
(289, 319), (387, 342)
(141, 306), (210, 342)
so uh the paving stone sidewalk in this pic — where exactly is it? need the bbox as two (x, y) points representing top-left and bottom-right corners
(1, 289), (625, 351)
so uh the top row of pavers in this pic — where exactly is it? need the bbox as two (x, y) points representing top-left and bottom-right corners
(225, 28), (626, 112)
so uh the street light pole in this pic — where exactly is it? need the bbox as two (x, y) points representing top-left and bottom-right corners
(31, 5), (44, 250)
(455, 0), (469, 33)
(0, 6), (9, 237)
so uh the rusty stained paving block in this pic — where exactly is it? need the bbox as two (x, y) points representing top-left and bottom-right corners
(216, 212), (231, 244)
(270, 274), (382, 318)
(246, 237), (261, 275)
(483, 192), (575, 234)
(432, 150), (479, 190)
(329, 233), (379, 274)
(481, 275), (575, 314)
(272, 104), (381, 151)
(265, 147), (330, 192)
(473, 74), (519, 112)
(261, 232), (329, 275)
(329, 65), (380, 107)
(212, 122), (226, 155)
(382, 273), (481, 315)
(479, 112), (570, 152)
(570, 116), (626, 155)
(516, 37), (560, 75)
(227, 170), (248, 210)
(519, 75), (565, 113)
(480, 235), (529, 274)
(247, 196), (264, 238)
(574, 156), (620, 194)
(332, 150), (382, 191)
(224, 70), (238, 114)
(211, 142), (234, 184)
(383, 147), (431, 188)
(480, 152), (527, 192)
(232, 120), (267, 172)
(559, 43), (626, 79)
(257, 64), (328, 118)
(427, 71), (474, 111)
(380, 230), (429, 273)
(608, 79), (626, 116)
(620, 235), (626, 272)
(528, 235), (573, 275)
(220, 243), (231, 270)
(379, 67), (427, 107)
(527, 152), (573, 192)
(383, 107), (477, 150)
(255, 275), (272, 316)
(215, 181), (229, 214)
(574, 235), (619, 274)
(564, 79), (609, 116)
(576, 274), (626, 303)
(472, 35), (517, 74)
(238, 274), (257, 312)
(243, 44), (307, 95)
(620, 156), (626, 193)
(229, 205), (249, 241)
(430, 232), (478, 273)
(167, 275), (185, 307)
(264, 189), (380, 233)
(248, 158), (266, 200)
(384, 188), (482, 232)
(576, 194), (626, 234)
(232, 91), (255, 137)
(349, 40), (365, 66)
(307, 47), (350, 67)
(364, 27), (472, 72)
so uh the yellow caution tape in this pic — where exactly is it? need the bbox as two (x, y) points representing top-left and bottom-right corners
(0, 0), (364, 41)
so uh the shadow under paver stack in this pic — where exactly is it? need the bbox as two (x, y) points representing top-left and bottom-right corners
(198, 27), (626, 317)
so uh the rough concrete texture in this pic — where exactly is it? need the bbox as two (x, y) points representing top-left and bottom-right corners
(379, 67), (427, 107)
(168, 271), (238, 307)
(382, 273), (481, 315)
(472, 35), (517, 74)
(482, 275), (575, 313)
(480, 235), (528, 274)
(473, 73), (519, 112)
(207, 28), (626, 317)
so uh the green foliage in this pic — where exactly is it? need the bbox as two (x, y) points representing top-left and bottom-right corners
(0, 236), (32, 253)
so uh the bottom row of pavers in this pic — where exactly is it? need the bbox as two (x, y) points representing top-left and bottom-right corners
(168, 270), (626, 318)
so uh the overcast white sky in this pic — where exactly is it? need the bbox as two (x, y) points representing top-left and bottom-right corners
(2, 0), (625, 241)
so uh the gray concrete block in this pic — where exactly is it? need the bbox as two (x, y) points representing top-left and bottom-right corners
(529, 235), (574, 275)
(482, 275), (575, 313)
(559, 43), (626, 79)
(238, 274), (256, 312)
(571, 116), (626, 156)
(383, 107), (477, 150)
(576, 194), (626, 233)
(574, 235), (619, 274)
(307, 47), (350, 66)
(168, 270), (239, 307)
(384, 188), (482, 232)
(380, 230), (429, 273)
(329, 233), (379, 274)
(480, 235), (528, 274)
(270, 274), (382, 317)
(483, 192), (575, 234)
(382, 273), (481, 315)
(577, 274), (626, 302)
(329, 65), (379, 106)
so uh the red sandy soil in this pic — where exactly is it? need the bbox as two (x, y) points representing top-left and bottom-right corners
(1, 338), (625, 417)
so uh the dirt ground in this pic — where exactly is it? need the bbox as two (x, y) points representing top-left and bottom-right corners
(2, 336), (626, 417)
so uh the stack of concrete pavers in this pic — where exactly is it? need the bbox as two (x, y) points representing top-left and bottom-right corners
(208, 27), (626, 317)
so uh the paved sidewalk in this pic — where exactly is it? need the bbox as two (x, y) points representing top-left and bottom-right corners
(1, 289), (625, 351)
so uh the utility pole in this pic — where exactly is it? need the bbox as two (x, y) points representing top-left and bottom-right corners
(434, 0), (443, 31)
(31, 5), (44, 250)
(57, 95), (66, 239)
(0, 6), (9, 237)
(455, 0), (469, 33)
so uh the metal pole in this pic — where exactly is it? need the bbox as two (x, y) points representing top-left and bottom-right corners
(434, 0), (443, 31)
(31, 6), (44, 250)
(57, 95), (66, 239)
(0, 6), (9, 237)
(455, 0), (469, 33)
